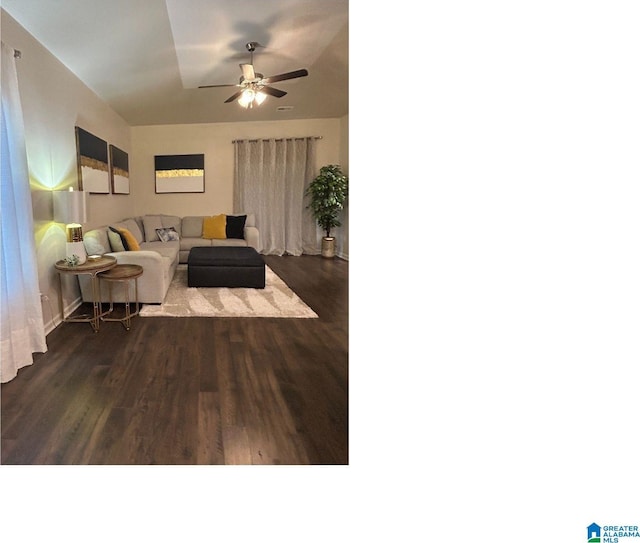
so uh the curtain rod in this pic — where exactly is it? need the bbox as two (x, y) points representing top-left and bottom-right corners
(232, 136), (322, 143)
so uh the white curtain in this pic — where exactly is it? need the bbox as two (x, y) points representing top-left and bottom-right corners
(1, 42), (47, 383)
(234, 137), (319, 255)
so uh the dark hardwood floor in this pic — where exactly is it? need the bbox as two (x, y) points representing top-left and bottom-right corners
(0, 255), (348, 465)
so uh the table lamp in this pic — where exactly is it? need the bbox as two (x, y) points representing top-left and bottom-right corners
(53, 187), (88, 264)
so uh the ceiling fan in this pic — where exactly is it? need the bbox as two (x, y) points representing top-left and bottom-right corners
(198, 42), (309, 108)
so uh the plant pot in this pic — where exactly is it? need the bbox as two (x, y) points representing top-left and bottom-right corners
(321, 237), (335, 258)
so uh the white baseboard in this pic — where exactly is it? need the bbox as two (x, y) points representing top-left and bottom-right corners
(44, 296), (83, 336)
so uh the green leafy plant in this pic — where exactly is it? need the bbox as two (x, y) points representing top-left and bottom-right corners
(64, 254), (80, 267)
(305, 164), (349, 238)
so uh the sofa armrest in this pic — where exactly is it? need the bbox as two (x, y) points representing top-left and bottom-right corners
(78, 250), (176, 304)
(244, 226), (260, 251)
(104, 250), (168, 291)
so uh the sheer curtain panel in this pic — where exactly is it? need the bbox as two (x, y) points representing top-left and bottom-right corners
(234, 138), (319, 255)
(1, 42), (47, 383)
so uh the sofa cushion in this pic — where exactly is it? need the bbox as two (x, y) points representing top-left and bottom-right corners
(143, 215), (164, 242)
(112, 219), (144, 243)
(139, 240), (180, 259)
(211, 238), (249, 247)
(226, 214), (247, 239)
(180, 237), (213, 252)
(181, 216), (203, 238)
(108, 227), (128, 251)
(160, 215), (181, 237)
(203, 214), (226, 239)
(132, 216), (145, 238)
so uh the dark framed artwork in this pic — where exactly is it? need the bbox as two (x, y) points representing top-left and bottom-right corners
(109, 144), (130, 194)
(155, 154), (205, 193)
(75, 126), (109, 194)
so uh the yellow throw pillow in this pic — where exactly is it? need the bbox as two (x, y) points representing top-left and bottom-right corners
(118, 227), (140, 251)
(202, 214), (227, 239)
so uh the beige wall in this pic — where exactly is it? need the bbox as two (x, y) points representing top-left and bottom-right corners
(339, 114), (349, 174)
(2, 10), (131, 332)
(132, 116), (349, 258)
(131, 118), (342, 216)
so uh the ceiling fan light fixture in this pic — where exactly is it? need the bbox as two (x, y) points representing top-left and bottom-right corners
(237, 87), (267, 108)
(238, 88), (255, 108)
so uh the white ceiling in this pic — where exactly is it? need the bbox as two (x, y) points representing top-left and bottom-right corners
(1, 0), (349, 126)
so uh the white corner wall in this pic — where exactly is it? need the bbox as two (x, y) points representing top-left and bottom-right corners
(1, 10), (131, 333)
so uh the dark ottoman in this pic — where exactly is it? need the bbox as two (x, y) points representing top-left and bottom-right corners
(187, 246), (265, 288)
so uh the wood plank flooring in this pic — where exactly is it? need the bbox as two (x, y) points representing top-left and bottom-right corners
(1, 255), (348, 465)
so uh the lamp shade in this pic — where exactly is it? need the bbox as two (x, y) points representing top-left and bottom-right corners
(53, 189), (87, 225)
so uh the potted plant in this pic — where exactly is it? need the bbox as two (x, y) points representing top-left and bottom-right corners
(305, 164), (349, 258)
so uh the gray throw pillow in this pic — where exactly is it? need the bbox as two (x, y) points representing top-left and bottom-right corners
(143, 215), (164, 242)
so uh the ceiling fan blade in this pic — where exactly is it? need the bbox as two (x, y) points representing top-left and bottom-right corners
(224, 90), (244, 103)
(261, 86), (287, 98)
(262, 69), (308, 84)
(241, 63), (255, 80)
(198, 83), (237, 89)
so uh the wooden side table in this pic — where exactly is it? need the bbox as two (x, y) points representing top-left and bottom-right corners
(99, 264), (144, 331)
(55, 255), (117, 332)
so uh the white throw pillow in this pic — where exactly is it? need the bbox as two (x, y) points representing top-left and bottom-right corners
(156, 227), (179, 242)
(83, 229), (109, 255)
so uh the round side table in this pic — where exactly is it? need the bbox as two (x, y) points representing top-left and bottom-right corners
(99, 264), (144, 331)
(55, 255), (117, 332)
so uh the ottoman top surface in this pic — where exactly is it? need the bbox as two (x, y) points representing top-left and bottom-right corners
(188, 246), (264, 267)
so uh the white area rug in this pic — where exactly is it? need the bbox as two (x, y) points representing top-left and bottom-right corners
(139, 265), (318, 318)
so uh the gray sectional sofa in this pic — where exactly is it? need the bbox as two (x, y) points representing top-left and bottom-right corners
(78, 213), (259, 304)
(178, 215), (259, 264)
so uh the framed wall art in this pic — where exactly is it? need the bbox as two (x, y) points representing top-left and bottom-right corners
(155, 154), (205, 193)
(109, 144), (130, 194)
(75, 126), (109, 194)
